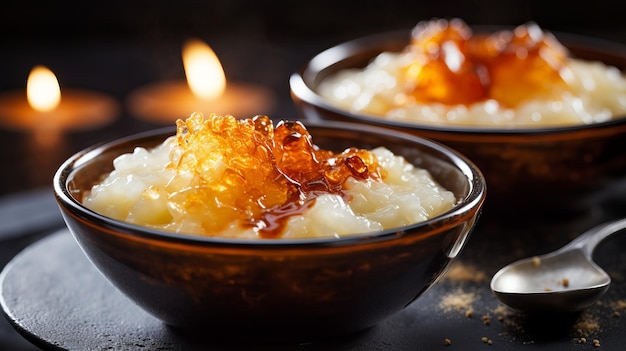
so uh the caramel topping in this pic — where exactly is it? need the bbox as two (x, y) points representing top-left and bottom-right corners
(169, 113), (381, 238)
(406, 18), (486, 105)
(404, 18), (570, 108)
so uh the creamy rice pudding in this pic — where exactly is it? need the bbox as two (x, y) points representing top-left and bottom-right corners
(84, 113), (456, 239)
(318, 18), (626, 127)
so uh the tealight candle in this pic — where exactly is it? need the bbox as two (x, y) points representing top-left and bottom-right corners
(0, 65), (119, 145)
(126, 38), (275, 123)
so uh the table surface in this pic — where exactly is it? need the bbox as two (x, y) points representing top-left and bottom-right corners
(2, 187), (626, 351)
(1, 13), (626, 350)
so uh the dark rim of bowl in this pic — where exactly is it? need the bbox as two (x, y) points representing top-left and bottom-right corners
(53, 121), (486, 249)
(290, 28), (626, 137)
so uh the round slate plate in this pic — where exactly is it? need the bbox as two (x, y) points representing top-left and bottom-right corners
(3, 227), (626, 351)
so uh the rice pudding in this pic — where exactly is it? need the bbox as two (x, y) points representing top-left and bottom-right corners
(83, 113), (456, 239)
(318, 18), (626, 127)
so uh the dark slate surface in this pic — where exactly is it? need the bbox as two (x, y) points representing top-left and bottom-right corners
(2, 183), (626, 350)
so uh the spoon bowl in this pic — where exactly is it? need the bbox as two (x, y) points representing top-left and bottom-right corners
(491, 218), (626, 312)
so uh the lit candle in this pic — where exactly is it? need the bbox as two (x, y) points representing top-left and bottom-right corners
(126, 38), (275, 123)
(0, 65), (119, 145)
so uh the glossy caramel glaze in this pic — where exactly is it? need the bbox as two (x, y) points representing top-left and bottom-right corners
(404, 18), (569, 107)
(171, 113), (382, 238)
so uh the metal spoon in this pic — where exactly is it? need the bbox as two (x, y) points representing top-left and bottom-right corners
(490, 218), (626, 313)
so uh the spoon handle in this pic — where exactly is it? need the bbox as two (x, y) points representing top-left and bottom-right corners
(560, 217), (626, 258)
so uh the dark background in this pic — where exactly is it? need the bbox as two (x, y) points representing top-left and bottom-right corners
(1, 0), (625, 96)
(2, 0), (625, 43)
(0, 0), (624, 198)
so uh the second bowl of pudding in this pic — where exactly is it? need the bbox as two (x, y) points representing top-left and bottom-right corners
(290, 18), (626, 214)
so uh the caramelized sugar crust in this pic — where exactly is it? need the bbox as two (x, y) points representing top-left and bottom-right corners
(404, 18), (570, 107)
(170, 113), (382, 238)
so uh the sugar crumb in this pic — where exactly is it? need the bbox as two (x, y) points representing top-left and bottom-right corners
(573, 311), (601, 337)
(532, 256), (541, 267)
(439, 289), (477, 314)
(443, 261), (488, 283)
(613, 300), (626, 310)
(481, 336), (493, 345)
(482, 314), (491, 325)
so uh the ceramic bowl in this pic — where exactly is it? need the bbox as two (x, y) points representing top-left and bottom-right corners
(290, 28), (626, 215)
(53, 121), (486, 342)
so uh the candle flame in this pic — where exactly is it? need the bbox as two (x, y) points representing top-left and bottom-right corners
(27, 65), (61, 112)
(182, 38), (227, 100)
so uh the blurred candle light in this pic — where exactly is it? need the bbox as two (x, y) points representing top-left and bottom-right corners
(184, 39), (227, 99)
(127, 38), (275, 123)
(0, 65), (119, 145)
(28, 66), (61, 113)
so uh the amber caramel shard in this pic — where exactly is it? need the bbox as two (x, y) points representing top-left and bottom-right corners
(403, 18), (570, 108)
(171, 113), (381, 238)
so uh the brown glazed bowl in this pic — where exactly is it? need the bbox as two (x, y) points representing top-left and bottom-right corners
(290, 29), (626, 215)
(53, 121), (486, 342)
